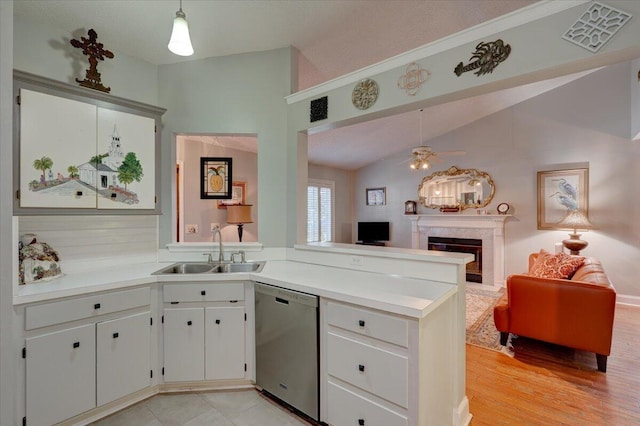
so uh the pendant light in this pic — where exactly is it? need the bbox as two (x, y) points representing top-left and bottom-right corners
(168, 0), (194, 56)
(410, 109), (431, 171)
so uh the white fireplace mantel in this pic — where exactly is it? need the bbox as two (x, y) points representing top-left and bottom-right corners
(407, 214), (511, 286)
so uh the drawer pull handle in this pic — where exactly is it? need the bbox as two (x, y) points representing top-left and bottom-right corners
(358, 320), (365, 327)
(358, 364), (365, 372)
(215, 319), (221, 324)
(358, 420), (365, 426)
(201, 290), (206, 296)
(94, 303), (101, 309)
(73, 342), (80, 349)
(187, 320), (192, 326)
(113, 332), (119, 339)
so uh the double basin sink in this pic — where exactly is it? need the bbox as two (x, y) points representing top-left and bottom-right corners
(152, 261), (265, 275)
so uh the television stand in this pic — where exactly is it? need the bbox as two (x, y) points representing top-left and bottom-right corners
(356, 241), (386, 246)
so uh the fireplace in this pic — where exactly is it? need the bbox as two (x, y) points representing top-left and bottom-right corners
(428, 237), (483, 283)
(407, 214), (509, 286)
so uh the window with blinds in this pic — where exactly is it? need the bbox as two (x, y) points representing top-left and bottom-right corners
(307, 179), (334, 242)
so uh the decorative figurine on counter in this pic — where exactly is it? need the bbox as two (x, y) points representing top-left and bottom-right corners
(70, 28), (114, 93)
(19, 234), (63, 285)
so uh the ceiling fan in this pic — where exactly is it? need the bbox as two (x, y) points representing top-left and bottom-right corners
(408, 109), (465, 170)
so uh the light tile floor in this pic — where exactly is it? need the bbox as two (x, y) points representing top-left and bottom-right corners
(92, 389), (313, 426)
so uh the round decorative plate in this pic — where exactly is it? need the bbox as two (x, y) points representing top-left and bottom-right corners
(352, 78), (379, 110)
(497, 202), (510, 215)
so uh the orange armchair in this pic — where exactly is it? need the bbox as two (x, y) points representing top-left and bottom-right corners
(493, 253), (616, 372)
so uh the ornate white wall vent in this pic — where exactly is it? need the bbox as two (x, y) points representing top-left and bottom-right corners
(562, 2), (632, 53)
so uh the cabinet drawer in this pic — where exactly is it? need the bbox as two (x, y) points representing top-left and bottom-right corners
(327, 301), (408, 347)
(327, 333), (408, 408)
(163, 282), (244, 303)
(26, 287), (150, 330)
(327, 381), (408, 426)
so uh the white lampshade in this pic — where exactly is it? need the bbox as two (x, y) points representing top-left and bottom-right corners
(557, 209), (593, 233)
(168, 9), (194, 56)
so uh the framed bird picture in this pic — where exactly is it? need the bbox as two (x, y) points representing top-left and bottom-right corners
(537, 168), (588, 230)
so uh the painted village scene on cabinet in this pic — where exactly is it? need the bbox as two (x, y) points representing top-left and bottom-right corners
(19, 89), (156, 210)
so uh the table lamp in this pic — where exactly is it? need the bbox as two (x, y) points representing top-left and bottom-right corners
(557, 209), (593, 255)
(227, 205), (253, 242)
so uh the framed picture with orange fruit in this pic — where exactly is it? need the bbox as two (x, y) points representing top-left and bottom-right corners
(201, 157), (232, 199)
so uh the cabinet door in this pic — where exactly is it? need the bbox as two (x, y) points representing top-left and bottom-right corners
(96, 108), (156, 209)
(97, 311), (151, 405)
(205, 306), (245, 380)
(19, 89), (98, 208)
(163, 308), (204, 381)
(26, 324), (96, 426)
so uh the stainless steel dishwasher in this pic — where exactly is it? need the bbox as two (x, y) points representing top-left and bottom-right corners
(255, 282), (319, 421)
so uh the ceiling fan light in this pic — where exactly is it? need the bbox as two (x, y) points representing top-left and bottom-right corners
(168, 7), (194, 56)
(421, 161), (430, 169)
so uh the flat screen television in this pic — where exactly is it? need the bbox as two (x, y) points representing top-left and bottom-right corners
(357, 221), (390, 243)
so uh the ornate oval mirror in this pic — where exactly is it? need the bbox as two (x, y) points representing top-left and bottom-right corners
(418, 166), (495, 210)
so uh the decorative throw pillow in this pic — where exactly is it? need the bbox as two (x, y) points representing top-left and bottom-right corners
(529, 250), (585, 279)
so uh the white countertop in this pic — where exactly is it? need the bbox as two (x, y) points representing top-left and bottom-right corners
(14, 259), (457, 319)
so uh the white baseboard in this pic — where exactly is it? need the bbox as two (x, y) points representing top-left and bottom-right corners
(616, 294), (640, 307)
(453, 396), (472, 426)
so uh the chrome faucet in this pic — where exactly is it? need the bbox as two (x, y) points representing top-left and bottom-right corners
(212, 225), (224, 262)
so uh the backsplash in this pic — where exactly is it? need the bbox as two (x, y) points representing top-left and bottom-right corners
(18, 215), (158, 273)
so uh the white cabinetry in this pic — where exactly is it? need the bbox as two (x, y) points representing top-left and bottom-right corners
(97, 312), (151, 405)
(205, 306), (246, 380)
(323, 294), (458, 426)
(26, 324), (96, 426)
(163, 307), (205, 381)
(324, 300), (410, 426)
(23, 287), (151, 426)
(163, 282), (246, 383)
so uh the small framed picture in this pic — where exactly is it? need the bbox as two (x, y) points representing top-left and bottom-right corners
(404, 200), (417, 214)
(201, 157), (232, 199)
(537, 168), (588, 229)
(366, 187), (386, 206)
(217, 181), (246, 209)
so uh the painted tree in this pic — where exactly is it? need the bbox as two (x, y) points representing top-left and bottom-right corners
(33, 156), (53, 181)
(67, 165), (79, 178)
(117, 152), (143, 190)
(90, 153), (108, 166)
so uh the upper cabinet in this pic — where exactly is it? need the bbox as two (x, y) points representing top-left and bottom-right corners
(14, 71), (165, 214)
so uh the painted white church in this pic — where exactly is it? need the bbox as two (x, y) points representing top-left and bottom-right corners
(78, 126), (124, 190)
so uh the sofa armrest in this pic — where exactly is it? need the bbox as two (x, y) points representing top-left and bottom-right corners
(493, 294), (510, 332)
(506, 274), (616, 355)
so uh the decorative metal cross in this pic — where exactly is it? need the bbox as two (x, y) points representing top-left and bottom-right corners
(70, 29), (114, 93)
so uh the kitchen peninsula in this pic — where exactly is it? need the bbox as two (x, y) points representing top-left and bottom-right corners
(14, 243), (472, 426)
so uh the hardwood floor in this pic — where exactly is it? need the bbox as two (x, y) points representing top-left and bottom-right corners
(466, 304), (640, 425)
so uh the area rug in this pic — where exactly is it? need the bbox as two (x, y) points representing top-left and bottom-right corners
(465, 286), (511, 354)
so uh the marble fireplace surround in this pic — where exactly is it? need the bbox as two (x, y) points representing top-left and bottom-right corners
(408, 215), (510, 286)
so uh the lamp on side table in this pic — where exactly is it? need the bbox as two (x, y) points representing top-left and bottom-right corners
(227, 205), (253, 242)
(558, 209), (593, 255)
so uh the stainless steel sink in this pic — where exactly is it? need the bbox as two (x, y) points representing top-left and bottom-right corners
(152, 261), (265, 275)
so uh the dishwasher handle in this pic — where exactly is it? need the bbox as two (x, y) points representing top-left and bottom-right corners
(275, 297), (289, 305)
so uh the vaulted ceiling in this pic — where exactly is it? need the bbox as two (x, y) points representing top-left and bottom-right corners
(19, 0), (582, 170)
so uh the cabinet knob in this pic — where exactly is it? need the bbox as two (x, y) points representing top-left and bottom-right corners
(73, 342), (80, 349)
(358, 420), (365, 426)
(358, 320), (365, 327)
(215, 319), (221, 324)
(358, 364), (365, 372)
(201, 290), (206, 296)
(113, 332), (119, 339)
(187, 320), (192, 326)
(94, 303), (101, 309)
